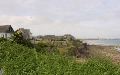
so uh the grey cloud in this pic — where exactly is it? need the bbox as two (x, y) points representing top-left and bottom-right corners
(0, 0), (120, 38)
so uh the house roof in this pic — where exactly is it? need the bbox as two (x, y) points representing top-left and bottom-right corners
(0, 25), (14, 33)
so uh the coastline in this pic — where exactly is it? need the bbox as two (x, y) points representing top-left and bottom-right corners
(83, 39), (120, 46)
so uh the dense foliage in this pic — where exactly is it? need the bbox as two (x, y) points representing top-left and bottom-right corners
(0, 41), (38, 75)
(12, 29), (24, 44)
(35, 38), (88, 58)
(35, 42), (58, 53)
(0, 38), (7, 42)
(12, 29), (34, 48)
(1, 41), (120, 75)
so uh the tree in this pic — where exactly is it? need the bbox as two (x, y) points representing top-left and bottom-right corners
(12, 29), (34, 48)
(13, 29), (24, 44)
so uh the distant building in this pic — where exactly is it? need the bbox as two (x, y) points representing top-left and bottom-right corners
(63, 34), (75, 40)
(0, 25), (14, 38)
(19, 28), (32, 40)
(44, 35), (55, 40)
(35, 34), (76, 41)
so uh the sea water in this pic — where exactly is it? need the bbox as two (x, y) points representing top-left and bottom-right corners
(83, 39), (120, 46)
(83, 39), (120, 52)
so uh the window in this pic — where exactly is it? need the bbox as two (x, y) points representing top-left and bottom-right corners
(2, 34), (4, 38)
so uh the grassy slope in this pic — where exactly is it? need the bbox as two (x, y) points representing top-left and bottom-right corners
(1, 41), (120, 75)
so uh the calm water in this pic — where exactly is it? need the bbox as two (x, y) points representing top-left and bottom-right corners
(83, 39), (120, 46)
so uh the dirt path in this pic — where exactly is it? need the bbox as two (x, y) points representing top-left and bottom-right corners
(88, 45), (120, 63)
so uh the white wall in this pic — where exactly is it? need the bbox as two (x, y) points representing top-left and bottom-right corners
(0, 33), (12, 38)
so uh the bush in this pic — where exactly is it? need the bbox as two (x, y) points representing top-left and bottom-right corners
(35, 42), (59, 53)
(0, 38), (7, 42)
(12, 29), (34, 48)
(79, 57), (120, 75)
(66, 41), (88, 58)
(0, 41), (38, 75)
(1, 41), (120, 75)
(21, 39), (34, 48)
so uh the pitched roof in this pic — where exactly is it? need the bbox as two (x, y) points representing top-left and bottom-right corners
(0, 25), (14, 33)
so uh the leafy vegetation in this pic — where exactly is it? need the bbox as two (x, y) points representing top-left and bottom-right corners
(0, 38), (7, 42)
(1, 40), (120, 75)
(35, 36), (88, 57)
(0, 41), (38, 75)
(12, 29), (34, 48)
(35, 42), (58, 53)
(0, 33), (120, 75)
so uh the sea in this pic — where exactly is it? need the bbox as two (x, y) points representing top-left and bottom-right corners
(82, 39), (120, 46)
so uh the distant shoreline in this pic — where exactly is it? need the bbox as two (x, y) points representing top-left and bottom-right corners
(82, 39), (120, 46)
(81, 39), (120, 40)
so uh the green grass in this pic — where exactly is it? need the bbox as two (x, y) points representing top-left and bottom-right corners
(1, 41), (120, 75)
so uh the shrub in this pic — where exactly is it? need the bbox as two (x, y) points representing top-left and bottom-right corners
(79, 57), (120, 75)
(11, 30), (34, 48)
(0, 38), (7, 42)
(1, 41), (120, 75)
(21, 39), (34, 48)
(35, 42), (59, 53)
(0, 41), (38, 75)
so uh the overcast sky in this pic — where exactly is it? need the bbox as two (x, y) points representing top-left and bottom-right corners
(0, 0), (120, 38)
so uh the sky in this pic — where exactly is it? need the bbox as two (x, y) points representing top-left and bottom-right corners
(0, 0), (120, 38)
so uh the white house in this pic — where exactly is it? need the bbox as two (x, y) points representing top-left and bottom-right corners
(19, 28), (32, 40)
(0, 25), (14, 38)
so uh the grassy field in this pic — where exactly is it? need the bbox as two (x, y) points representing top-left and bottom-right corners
(1, 41), (120, 75)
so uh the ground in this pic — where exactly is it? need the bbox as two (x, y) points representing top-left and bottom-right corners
(88, 45), (120, 64)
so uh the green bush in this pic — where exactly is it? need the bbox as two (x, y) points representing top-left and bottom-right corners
(35, 42), (59, 53)
(0, 41), (38, 75)
(79, 57), (120, 75)
(0, 38), (7, 42)
(12, 29), (34, 48)
(1, 41), (120, 75)
(21, 39), (34, 48)
(36, 54), (120, 75)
